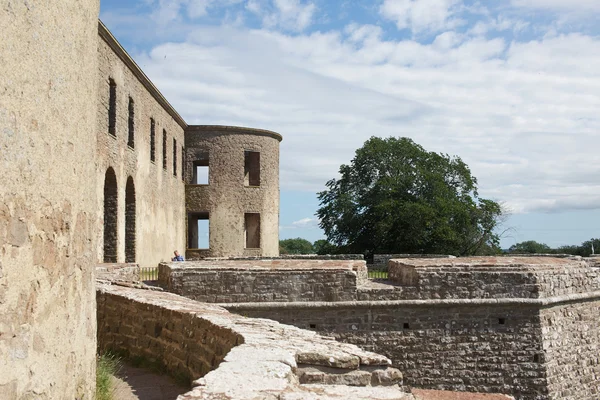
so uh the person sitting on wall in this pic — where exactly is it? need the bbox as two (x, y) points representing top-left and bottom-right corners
(172, 250), (184, 261)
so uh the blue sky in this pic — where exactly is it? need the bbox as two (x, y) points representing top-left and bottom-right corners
(100, 0), (600, 249)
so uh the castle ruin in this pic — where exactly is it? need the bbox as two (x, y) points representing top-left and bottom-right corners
(2, 3), (600, 400)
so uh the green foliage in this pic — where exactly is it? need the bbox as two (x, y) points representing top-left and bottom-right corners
(508, 240), (551, 254)
(317, 137), (504, 256)
(279, 238), (314, 254)
(96, 353), (121, 400)
(313, 239), (339, 255)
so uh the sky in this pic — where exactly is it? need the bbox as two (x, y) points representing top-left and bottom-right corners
(100, 0), (600, 250)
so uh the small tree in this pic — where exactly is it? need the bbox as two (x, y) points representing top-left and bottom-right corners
(317, 137), (503, 256)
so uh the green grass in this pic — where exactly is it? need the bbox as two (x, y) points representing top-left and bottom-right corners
(368, 270), (389, 279)
(96, 353), (121, 400)
(140, 267), (158, 281)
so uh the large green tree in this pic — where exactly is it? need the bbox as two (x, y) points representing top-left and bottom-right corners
(279, 238), (314, 254)
(317, 137), (503, 256)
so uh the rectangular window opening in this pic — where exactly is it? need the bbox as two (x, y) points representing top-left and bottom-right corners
(173, 138), (177, 177)
(245, 213), (261, 249)
(127, 97), (135, 148)
(181, 146), (185, 181)
(162, 129), (167, 170)
(193, 156), (209, 185)
(108, 78), (116, 136)
(244, 151), (260, 187)
(150, 118), (156, 162)
(188, 212), (209, 249)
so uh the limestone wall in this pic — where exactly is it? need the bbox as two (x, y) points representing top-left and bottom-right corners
(159, 260), (367, 303)
(97, 283), (411, 400)
(184, 125), (281, 258)
(541, 301), (600, 399)
(215, 257), (600, 399)
(223, 301), (547, 399)
(0, 1), (100, 397)
(388, 257), (600, 299)
(96, 22), (186, 268)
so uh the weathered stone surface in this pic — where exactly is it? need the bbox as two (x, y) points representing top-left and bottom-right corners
(96, 263), (140, 281)
(0, 1), (99, 398)
(222, 258), (600, 399)
(96, 283), (408, 400)
(159, 260), (368, 302)
(387, 257), (599, 299)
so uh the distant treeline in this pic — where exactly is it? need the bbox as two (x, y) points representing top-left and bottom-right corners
(280, 237), (600, 258)
(506, 238), (600, 257)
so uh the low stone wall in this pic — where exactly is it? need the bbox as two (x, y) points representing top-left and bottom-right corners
(96, 263), (140, 281)
(222, 300), (547, 399)
(388, 257), (600, 299)
(159, 259), (367, 303)
(371, 254), (455, 270)
(217, 257), (600, 399)
(96, 282), (413, 400)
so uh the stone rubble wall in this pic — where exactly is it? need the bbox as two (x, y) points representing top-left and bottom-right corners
(96, 263), (140, 281)
(540, 301), (600, 400)
(96, 283), (411, 400)
(223, 301), (547, 400)
(387, 257), (600, 299)
(159, 260), (368, 303)
(371, 254), (456, 270)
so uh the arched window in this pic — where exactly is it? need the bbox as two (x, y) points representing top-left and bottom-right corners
(103, 168), (118, 262)
(125, 177), (136, 263)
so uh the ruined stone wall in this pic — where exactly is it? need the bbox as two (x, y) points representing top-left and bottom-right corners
(388, 257), (600, 299)
(224, 301), (548, 399)
(97, 283), (412, 400)
(159, 260), (367, 302)
(0, 1), (100, 397)
(371, 254), (455, 269)
(97, 286), (242, 382)
(540, 300), (600, 400)
(184, 126), (281, 258)
(96, 23), (186, 268)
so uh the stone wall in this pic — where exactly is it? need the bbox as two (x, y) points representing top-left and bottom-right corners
(159, 260), (367, 303)
(0, 1), (100, 397)
(96, 22), (186, 268)
(215, 257), (600, 399)
(184, 125), (281, 258)
(223, 301), (547, 399)
(387, 257), (600, 299)
(541, 301), (600, 399)
(97, 283), (413, 400)
(96, 263), (140, 281)
(371, 254), (455, 270)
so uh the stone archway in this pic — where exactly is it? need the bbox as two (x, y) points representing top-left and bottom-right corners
(103, 167), (118, 262)
(125, 176), (136, 263)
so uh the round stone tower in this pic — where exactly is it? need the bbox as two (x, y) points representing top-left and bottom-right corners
(184, 125), (282, 258)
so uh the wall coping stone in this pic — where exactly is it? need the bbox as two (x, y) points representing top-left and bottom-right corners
(218, 289), (600, 310)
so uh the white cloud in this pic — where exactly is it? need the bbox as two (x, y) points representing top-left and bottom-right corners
(511, 0), (600, 12)
(247, 0), (316, 31)
(103, 0), (600, 218)
(379, 0), (462, 34)
(292, 218), (318, 228)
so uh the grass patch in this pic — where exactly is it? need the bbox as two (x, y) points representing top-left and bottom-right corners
(140, 267), (159, 281)
(96, 353), (121, 400)
(368, 270), (388, 279)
